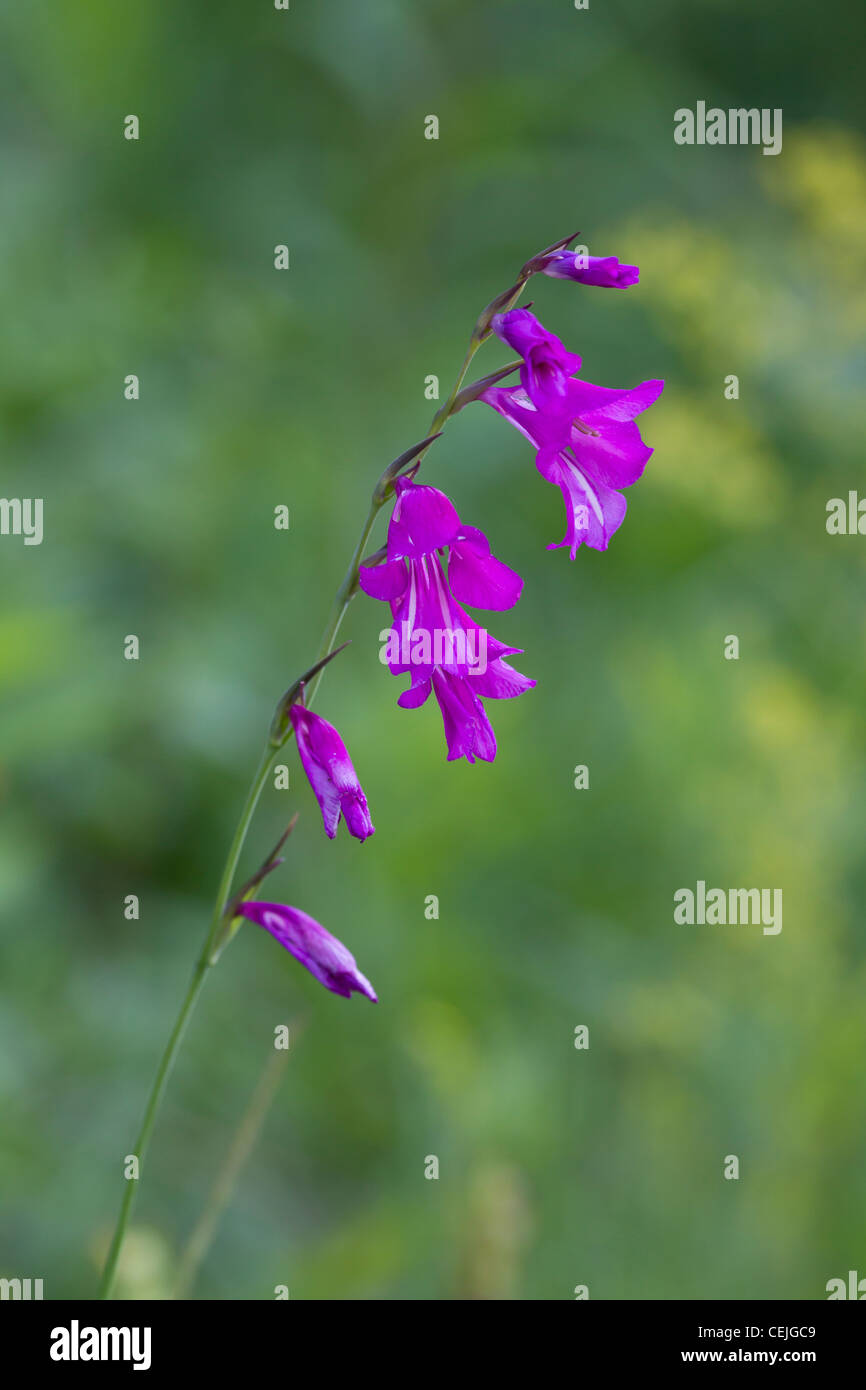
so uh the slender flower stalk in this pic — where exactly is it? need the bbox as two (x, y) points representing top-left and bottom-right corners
(97, 746), (273, 1299)
(99, 229), (661, 1299)
(97, 255), (540, 1298)
(97, 958), (209, 1300)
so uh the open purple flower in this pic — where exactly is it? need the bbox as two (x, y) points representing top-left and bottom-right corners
(359, 477), (534, 763)
(538, 250), (639, 288)
(483, 309), (663, 556)
(289, 704), (374, 841)
(238, 900), (377, 1001)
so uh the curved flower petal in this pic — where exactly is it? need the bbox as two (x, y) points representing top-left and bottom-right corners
(492, 308), (582, 418)
(448, 526), (524, 611)
(537, 446), (628, 555)
(387, 477), (460, 559)
(569, 420), (654, 489)
(469, 653), (536, 700)
(238, 901), (377, 1001)
(358, 557), (408, 603)
(431, 670), (497, 764)
(567, 377), (665, 424)
(481, 382), (547, 432)
(290, 705), (375, 841)
(397, 674), (432, 708)
(541, 251), (639, 288)
(491, 307), (577, 365)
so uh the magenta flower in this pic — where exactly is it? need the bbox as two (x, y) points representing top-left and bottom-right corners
(289, 704), (374, 841)
(359, 477), (534, 763)
(491, 307), (583, 420)
(482, 309), (663, 556)
(539, 250), (639, 288)
(482, 379), (663, 555)
(238, 900), (377, 1001)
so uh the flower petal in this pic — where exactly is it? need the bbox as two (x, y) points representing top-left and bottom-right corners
(398, 674), (433, 708)
(448, 527), (524, 611)
(491, 307), (575, 365)
(480, 384), (547, 450)
(492, 308), (582, 417)
(358, 557), (408, 602)
(431, 669), (497, 764)
(387, 477), (461, 559)
(239, 901), (377, 1001)
(569, 419), (654, 489)
(537, 446), (628, 555)
(568, 377), (664, 423)
(469, 654), (536, 700)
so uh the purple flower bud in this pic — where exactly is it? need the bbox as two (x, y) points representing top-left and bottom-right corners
(289, 705), (375, 841)
(238, 901), (377, 1001)
(539, 251), (639, 288)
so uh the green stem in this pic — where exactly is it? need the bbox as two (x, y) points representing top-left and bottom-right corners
(98, 747), (273, 1300)
(98, 275), (528, 1299)
(201, 745), (275, 965)
(97, 961), (207, 1298)
(430, 338), (483, 434)
(305, 499), (381, 704)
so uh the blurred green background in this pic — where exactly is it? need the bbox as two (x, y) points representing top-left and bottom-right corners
(1, 0), (864, 1300)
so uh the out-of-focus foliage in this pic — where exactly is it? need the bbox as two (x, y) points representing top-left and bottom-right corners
(0, 0), (863, 1299)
